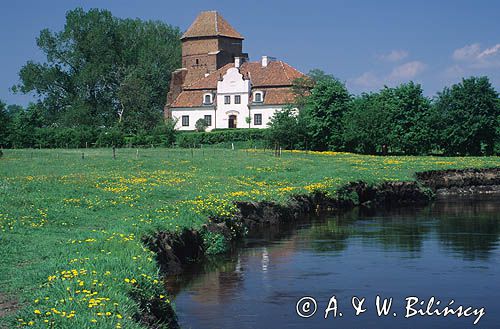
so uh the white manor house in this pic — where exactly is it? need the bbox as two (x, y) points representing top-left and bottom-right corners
(164, 11), (305, 131)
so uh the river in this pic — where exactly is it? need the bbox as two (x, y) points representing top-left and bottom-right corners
(168, 195), (500, 329)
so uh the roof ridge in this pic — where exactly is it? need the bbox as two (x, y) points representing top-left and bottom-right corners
(280, 61), (290, 81)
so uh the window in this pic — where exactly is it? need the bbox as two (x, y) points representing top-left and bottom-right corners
(254, 113), (262, 125)
(224, 95), (231, 104)
(254, 92), (263, 103)
(235, 95), (241, 104)
(182, 115), (189, 127)
(195, 59), (199, 65)
(204, 115), (212, 126)
(203, 94), (212, 105)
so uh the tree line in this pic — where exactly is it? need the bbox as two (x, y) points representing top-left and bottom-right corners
(268, 71), (500, 156)
(1, 8), (499, 155)
(1, 7), (180, 148)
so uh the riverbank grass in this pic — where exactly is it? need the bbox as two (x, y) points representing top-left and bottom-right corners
(1, 148), (499, 328)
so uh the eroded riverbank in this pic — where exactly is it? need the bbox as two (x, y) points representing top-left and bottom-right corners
(141, 167), (500, 328)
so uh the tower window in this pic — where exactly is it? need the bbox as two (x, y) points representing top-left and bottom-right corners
(235, 95), (241, 104)
(224, 96), (231, 104)
(195, 59), (199, 65)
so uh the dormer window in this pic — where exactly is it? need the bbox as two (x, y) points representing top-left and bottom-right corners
(253, 91), (264, 103)
(203, 93), (213, 105)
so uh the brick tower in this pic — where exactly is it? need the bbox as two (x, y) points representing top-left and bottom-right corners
(165, 11), (247, 117)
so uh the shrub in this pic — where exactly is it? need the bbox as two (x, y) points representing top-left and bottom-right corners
(176, 128), (267, 148)
(96, 128), (126, 147)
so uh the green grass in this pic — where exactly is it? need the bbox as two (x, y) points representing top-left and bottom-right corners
(1, 148), (499, 328)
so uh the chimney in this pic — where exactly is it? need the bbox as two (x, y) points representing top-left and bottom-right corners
(261, 56), (276, 67)
(235, 57), (242, 68)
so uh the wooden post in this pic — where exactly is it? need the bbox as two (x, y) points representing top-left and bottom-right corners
(136, 149), (139, 159)
(86, 141), (88, 149)
(81, 152), (85, 160)
(112, 146), (116, 160)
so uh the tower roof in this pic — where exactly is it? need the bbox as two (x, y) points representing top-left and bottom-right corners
(181, 11), (244, 40)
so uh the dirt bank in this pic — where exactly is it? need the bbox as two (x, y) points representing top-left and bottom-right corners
(140, 167), (499, 328)
(416, 167), (500, 195)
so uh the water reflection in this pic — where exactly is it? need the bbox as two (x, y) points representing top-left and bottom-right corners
(169, 195), (500, 329)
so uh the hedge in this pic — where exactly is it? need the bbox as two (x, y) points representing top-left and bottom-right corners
(176, 128), (268, 148)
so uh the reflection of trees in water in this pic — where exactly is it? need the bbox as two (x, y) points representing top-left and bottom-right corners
(303, 197), (500, 259)
(305, 207), (432, 253)
(433, 197), (500, 260)
(168, 196), (500, 303)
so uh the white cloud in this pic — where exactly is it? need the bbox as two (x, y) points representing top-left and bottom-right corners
(378, 50), (409, 62)
(478, 44), (500, 59)
(352, 71), (381, 88)
(388, 61), (427, 80)
(351, 61), (426, 90)
(452, 43), (500, 69)
(452, 43), (481, 61)
(443, 64), (465, 79)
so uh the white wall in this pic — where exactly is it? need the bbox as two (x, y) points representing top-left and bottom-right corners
(248, 106), (283, 129)
(171, 108), (216, 131)
(216, 67), (251, 129)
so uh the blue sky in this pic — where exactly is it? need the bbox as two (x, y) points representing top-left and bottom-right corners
(1, 0), (499, 106)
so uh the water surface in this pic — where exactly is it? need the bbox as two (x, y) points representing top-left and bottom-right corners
(169, 196), (500, 329)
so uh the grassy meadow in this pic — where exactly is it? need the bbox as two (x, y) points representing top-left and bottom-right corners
(1, 148), (499, 328)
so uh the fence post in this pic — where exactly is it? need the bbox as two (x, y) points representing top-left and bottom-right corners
(136, 149), (139, 159)
(112, 146), (116, 160)
(81, 152), (85, 160)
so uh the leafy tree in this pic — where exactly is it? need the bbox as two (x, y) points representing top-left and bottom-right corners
(0, 100), (10, 146)
(343, 82), (433, 155)
(433, 76), (499, 155)
(343, 93), (390, 154)
(267, 108), (305, 149)
(300, 75), (351, 151)
(13, 8), (181, 132)
(195, 118), (208, 132)
(380, 82), (433, 154)
(7, 103), (46, 148)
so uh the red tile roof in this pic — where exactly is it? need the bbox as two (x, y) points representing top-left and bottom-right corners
(170, 60), (305, 108)
(182, 11), (244, 40)
(184, 60), (304, 90)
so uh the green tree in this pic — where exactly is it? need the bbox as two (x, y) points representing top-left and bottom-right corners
(195, 118), (208, 132)
(343, 82), (433, 155)
(300, 75), (351, 151)
(267, 108), (305, 149)
(380, 82), (433, 154)
(433, 76), (499, 155)
(13, 8), (181, 132)
(343, 93), (390, 154)
(0, 100), (10, 146)
(7, 103), (46, 148)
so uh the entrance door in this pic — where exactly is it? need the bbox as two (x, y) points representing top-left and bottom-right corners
(228, 115), (237, 128)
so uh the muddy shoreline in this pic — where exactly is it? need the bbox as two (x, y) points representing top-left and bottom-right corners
(139, 167), (500, 328)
